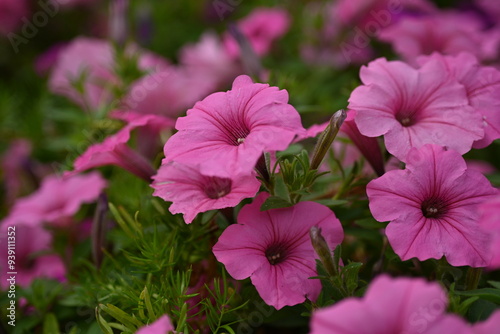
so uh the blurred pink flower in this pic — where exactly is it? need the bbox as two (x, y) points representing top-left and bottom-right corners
(35, 43), (67, 76)
(476, 0), (500, 23)
(48, 37), (169, 111)
(2, 172), (107, 227)
(213, 192), (343, 309)
(151, 161), (260, 224)
(417, 52), (500, 148)
(427, 310), (500, 334)
(180, 32), (242, 89)
(367, 144), (498, 267)
(122, 66), (214, 119)
(348, 57), (483, 162)
(70, 114), (172, 180)
(1, 139), (33, 205)
(465, 160), (496, 175)
(378, 11), (491, 64)
(223, 7), (290, 58)
(0, 223), (66, 288)
(478, 195), (500, 270)
(163, 75), (305, 178)
(0, 0), (29, 35)
(136, 315), (174, 334)
(310, 275), (448, 334)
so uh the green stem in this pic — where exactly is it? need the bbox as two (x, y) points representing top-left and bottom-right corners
(465, 267), (482, 291)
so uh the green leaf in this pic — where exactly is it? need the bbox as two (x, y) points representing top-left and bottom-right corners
(260, 196), (293, 211)
(354, 218), (387, 229)
(455, 288), (500, 304)
(488, 281), (500, 290)
(342, 262), (363, 296)
(43, 313), (59, 334)
(314, 199), (349, 207)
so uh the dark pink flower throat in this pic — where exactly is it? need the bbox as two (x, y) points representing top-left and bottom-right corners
(421, 197), (448, 218)
(265, 242), (289, 265)
(203, 177), (232, 199)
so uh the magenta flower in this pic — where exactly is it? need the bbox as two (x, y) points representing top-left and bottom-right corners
(223, 7), (291, 58)
(417, 52), (500, 148)
(213, 193), (343, 309)
(70, 113), (173, 181)
(310, 275), (448, 334)
(163, 75), (305, 177)
(151, 161), (260, 224)
(136, 315), (174, 334)
(378, 12), (490, 64)
(0, 0), (28, 35)
(348, 57), (483, 162)
(367, 144), (498, 267)
(478, 195), (500, 269)
(2, 172), (107, 227)
(0, 223), (65, 288)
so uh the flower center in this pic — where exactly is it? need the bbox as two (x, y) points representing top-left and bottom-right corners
(265, 243), (289, 265)
(421, 197), (448, 219)
(203, 177), (232, 199)
(396, 110), (417, 127)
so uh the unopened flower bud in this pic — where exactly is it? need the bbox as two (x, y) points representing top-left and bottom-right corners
(310, 110), (347, 170)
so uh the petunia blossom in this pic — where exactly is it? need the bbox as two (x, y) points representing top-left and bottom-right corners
(69, 113), (173, 180)
(0, 0), (28, 35)
(136, 315), (174, 334)
(48, 37), (169, 111)
(478, 195), (500, 270)
(367, 144), (498, 267)
(348, 57), (483, 162)
(417, 52), (500, 148)
(0, 223), (66, 288)
(163, 75), (305, 178)
(1, 172), (107, 227)
(378, 11), (492, 64)
(223, 7), (291, 58)
(213, 192), (344, 309)
(151, 161), (260, 224)
(310, 275), (448, 334)
(426, 310), (500, 334)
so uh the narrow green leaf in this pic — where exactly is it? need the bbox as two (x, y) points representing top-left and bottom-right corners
(260, 196), (293, 211)
(43, 313), (59, 334)
(455, 288), (500, 304)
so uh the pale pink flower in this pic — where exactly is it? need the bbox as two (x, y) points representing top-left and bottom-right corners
(70, 113), (173, 180)
(0, 223), (66, 288)
(466, 160), (497, 175)
(223, 7), (291, 58)
(0, 0), (29, 35)
(136, 315), (174, 334)
(213, 192), (344, 309)
(163, 75), (305, 178)
(378, 11), (490, 64)
(310, 275), (448, 334)
(478, 195), (500, 269)
(49, 37), (169, 110)
(367, 144), (498, 267)
(1, 172), (107, 227)
(180, 32), (242, 89)
(348, 57), (483, 162)
(122, 66), (215, 119)
(417, 52), (500, 148)
(151, 162), (260, 224)
(427, 310), (500, 334)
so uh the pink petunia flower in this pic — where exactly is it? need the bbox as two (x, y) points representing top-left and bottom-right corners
(310, 275), (448, 334)
(151, 161), (260, 224)
(2, 172), (107, 227)
(417, 52), (500, 149)
(378, 11), (491, 64)
(48, 37), (169, 111)
(348, 57), (483, 162)
(0, 223), (66, 288)
(426, 310), (500, 334)
(163, 75), (305, 178)
(213, 192), (344, 309)
(69, 113), (173, 180)
(122, 66), (215, 119)
(478, 195), (500, 269)
(367, 144), (498, 267)
(223, 7), (291, 58)
(476, 0), (500, 23)
(179, 32), (242, 89)
(136, 315), (174, 334)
